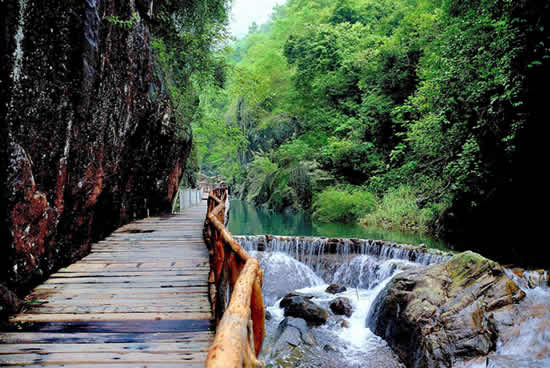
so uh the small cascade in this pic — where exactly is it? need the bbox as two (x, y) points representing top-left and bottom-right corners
(332, 256), (418, 289)
(267, 236), (329, 272)
(257, 252), (324, 306)
(241, 235), (264, 252)
(362, 240), (449, 265)
(260, 246), (413, 367)
(235, 235), (451, 272)
(504, 268), (549, 291)
(237, 230), (549, 367)
(11, 0), (29, 84)
(238, 234), (452, 367)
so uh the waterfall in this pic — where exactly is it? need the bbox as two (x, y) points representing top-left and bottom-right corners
(257, 252), (324, 306)
(236, 235), (451, 271)
(243, 232), (549, 367)
(250, 234), (447, 367)
(240, 234), (443, 305)
(258, 236), (416, 367)
(332, 256), (418, 289)
(11, 0), (29, 84)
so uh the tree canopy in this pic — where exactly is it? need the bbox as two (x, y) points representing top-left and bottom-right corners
(192, 0), (549, 265)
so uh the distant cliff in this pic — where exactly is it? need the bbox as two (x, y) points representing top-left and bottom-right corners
(0, 0), (190, 314)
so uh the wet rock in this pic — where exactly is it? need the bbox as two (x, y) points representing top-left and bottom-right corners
(329, 297), (353, 317)
(1, 1), (189, 303)
(280, 293), (328, 326)
(368, 251), (526, 368)
(274, 317), (317, 347)
(325, 283), (347, 294)
(263, 317), (345, 368)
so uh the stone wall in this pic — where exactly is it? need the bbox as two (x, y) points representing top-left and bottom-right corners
(0, 0), (190, 314)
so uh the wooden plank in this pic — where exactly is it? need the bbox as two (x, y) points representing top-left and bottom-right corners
(0, 364), (203, 368)
(9, 312), (212, 322)
(0, 342), (212, 354)
(22, 305), (211, 314)
(0, 331), (214, 344)
(2, 203), (215, 366)
(0, 351), (208, 365)
(34, 281), (208, 290)
(42, 276), (207, 284)
(49, 271), (210, 277)
(24, 295), (209, 304)
(58, 262), (209, 271)
(29, 287), (208, 296)
(5, 320), (213, 333)
(76, 259), (209, 264)
(20, 299), (210, 309)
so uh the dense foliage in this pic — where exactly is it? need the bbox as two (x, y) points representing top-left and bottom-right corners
(194, 0), (548, 265)
(147, 0), (231, 186)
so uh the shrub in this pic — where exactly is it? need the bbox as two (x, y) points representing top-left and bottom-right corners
(363, 185), (434, 232)
(313, 187), (376, 223)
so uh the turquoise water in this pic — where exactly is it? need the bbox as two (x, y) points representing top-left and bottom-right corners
(227, 199), (449, 250)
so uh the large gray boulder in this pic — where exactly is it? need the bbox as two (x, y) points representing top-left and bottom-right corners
(368, 251), (525, 368)
(280, 293), (329, 326)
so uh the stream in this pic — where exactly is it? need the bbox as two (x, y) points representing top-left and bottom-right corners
(235, 236), (436, 367)
(228, 200), (550, 368)
(228, 199), (448, 250)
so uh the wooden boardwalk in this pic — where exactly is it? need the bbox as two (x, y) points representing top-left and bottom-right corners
(0, 203), (213, 367)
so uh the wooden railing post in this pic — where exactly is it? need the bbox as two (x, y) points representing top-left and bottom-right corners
(204, 187), (266, 368)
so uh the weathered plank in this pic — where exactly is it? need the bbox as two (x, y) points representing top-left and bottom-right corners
(1, 202), (214, 367)
(0, 331), (214, 344)
(0, 342), (211, 354)
(0, 351), (208, 365)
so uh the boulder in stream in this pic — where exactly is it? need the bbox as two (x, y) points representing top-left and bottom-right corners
(368, 251), (526, 368)
(280, 293), (329, 326)
(325, 283), (347, 294)
(329, 297), (353, 317)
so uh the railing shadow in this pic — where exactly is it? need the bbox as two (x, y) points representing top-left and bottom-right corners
(203, 186), (265, 368)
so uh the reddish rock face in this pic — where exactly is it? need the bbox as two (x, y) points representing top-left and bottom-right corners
(0, 0), (190, 304)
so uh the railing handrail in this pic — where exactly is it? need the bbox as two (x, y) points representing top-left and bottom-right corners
(204, 187), (265, 368)
(171, 187), (202, 213)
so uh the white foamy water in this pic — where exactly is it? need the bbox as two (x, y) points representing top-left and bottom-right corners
(244, 235), (430, 367)
(247, 234), (549, 367)
(260, 251), (412, 367)
(256, 251), (324, 306)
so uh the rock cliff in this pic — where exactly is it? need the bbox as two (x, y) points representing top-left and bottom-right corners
(0, 0), (190, 314)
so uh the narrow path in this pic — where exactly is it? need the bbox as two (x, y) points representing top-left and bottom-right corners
(0, 203), (213, 367)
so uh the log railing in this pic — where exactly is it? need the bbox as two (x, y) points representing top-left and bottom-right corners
(203, 186), (265, 368)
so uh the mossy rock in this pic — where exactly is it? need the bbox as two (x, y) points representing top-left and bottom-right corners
(368, 251), (526, 368)
(446, 251), (502, 289)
